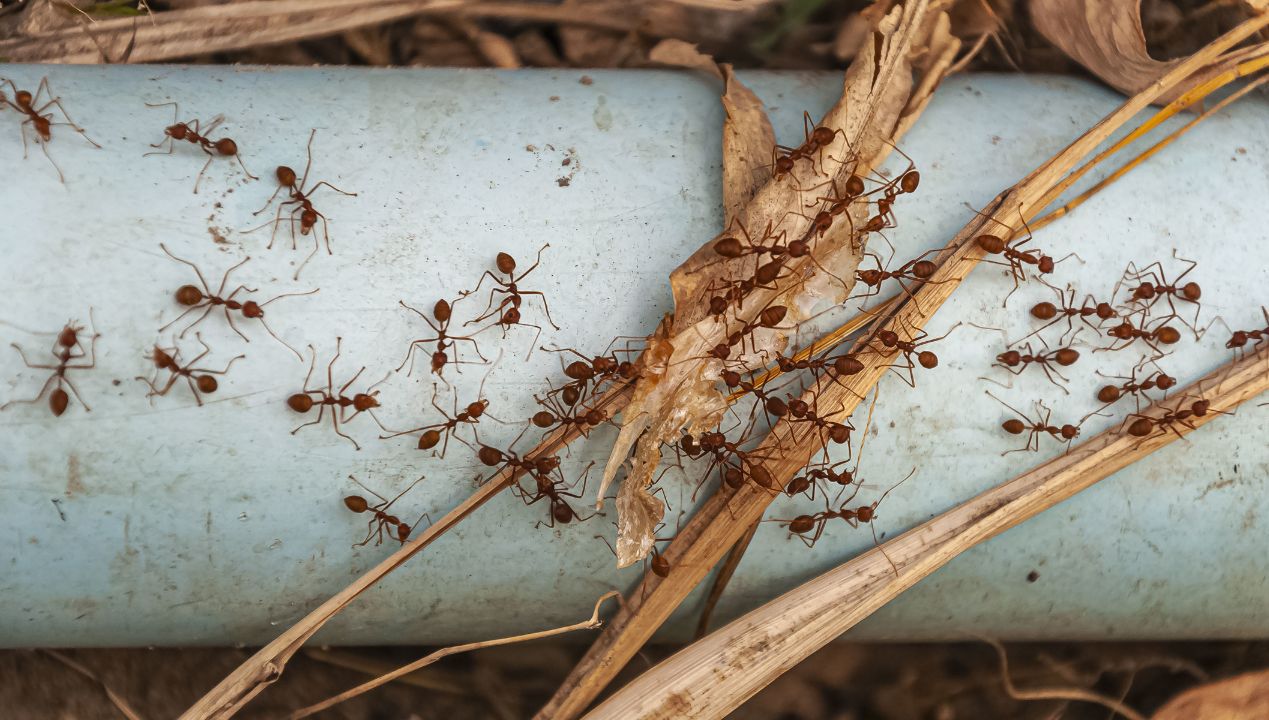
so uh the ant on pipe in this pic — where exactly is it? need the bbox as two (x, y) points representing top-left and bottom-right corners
(144, 102), (257, 193)
(1117, 251), (1202, 332)
(865, 321), (961, 387)
(287, 338), (391, 450)
(785, 460), (858, 500)
(0, 76), (100, 182)
(986, 390), (1080, 455)
(462, 244), (560, 352)
(379, 382), (496, 456)
(971, 210), (1075, 305)
(1124, 397), (1226, 440)
(1083, 361), (1176, 421)
(1022, 283), (1117, 345)
(531, 384), (606, 439)
(397, 297), (488, 379)
(1100, 315), (1182, 354)
(343, 475), (429, 547)
(1213, 308), (1269, 357)
(158, 244), (314, 360)
(784, 394), (854, 448)
(720, 368), (791, 425)
(248, 129), (356, 280)
(780, 468), (915, 574)
(990, 338), (1081, 392)
(1, 315), (99, 416)
(137, 334), (244, 407)
(852, 248), (948, 309)
(540, 341), (641, 396)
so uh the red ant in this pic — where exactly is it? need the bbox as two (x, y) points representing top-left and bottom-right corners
(780, 468), (915, 573)
(1101, 316), (1182, 354)
(463, 244), (559, 351)
(1084, 361), (1176, 421)
(852, 248), (947, 307)
(1023, 283), (1117, 344)
(343, 475), (429, 547)
(158, 244), (313, 360)
(380, 383), (495, 456)
(397, 298), (488, 378)
(249, 129), (356, 280)
(784, 394), (853, 447)
(706, 304), (790, 362)
(1118, 251), (1202, 331)
(1, 315), (98, 416)
(541, 342), (641, 396)
(971, 211), (1074, 305)
(481, 443), (595, 528)
(137, 334), (243, 407)
(1124, 397), (1226, 439)
(771, 112), (847, 181)
(785, 460), (857, 500)
(287, 338), (390, 450)
(991, 338), (1081, 392)
(1214, 308), (1269, 357)
(0, 76), (100, 182)
(144, 102), (257, 193)
(681, 430), (777, 492)
(986, 390), (1080, 454)
(866, 322), (960, 386)
(532, 386), (607, 438)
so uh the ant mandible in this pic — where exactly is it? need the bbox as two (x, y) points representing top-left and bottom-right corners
(1, 315), (99, 416)
(144, 101), (257, 193)
(249, 129), (357, 280)
(0, 76), (100, 182)
(159, 244), (314, 360)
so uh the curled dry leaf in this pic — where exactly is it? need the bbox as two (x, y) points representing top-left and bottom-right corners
(601, 1), (939, 567)
(1031, 0), (1267, 103)
(1152, 668), (1269, 720)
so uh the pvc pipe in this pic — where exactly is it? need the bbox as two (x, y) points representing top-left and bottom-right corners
(0, 66), (1265, 647)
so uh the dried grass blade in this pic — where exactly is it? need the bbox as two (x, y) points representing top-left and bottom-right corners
(582, 348), (1269, 720)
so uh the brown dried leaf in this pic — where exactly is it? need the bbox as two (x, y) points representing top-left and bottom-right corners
(1030, 0), (1266, 102)
(602, 0), (943, 567)
(1152, 669), (1269, 720)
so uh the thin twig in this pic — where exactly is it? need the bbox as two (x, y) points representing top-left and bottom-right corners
(984, 637), (1147, 720)
(40, 650), (145, 720)
(287, 591), (618, 720)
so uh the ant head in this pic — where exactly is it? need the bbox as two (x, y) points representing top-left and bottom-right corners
(561, 384), (581, 406)
(167, 123), (189, 140)
(276, 166), (297, 187)
(300, 209), (318, 232)
(997, 349), (1021, 366)
(1227, 331), (1249, 348)
(214, 138), (238, 157)
(774, 156), (795, 175)
(1002, 418), (1026, 435)
(467, 400), (488, 417)
(50, 388), (69, 417)
(759, 305), (787, 327)
(430, 350), (448, 372)
(534, 455), (560, 474)
(1132, 284), (1156, 300)
(418, 429), (441, 450)
(1156, 326), (1182, 345)
(175, 285), (204, 306)
(477, 446), (504, 466)
(241, 300), (263, 319)
(287, 393), (315, 413)
(679, 434), (701, 457)
(33, 116), (51, 141)
(496, 252), (517, 275)
(900, 170), (920, 194)
(343, 495), (369, 513)
(1191, 399), (1212, 416)
(720, 369), (741, 388)
(57, 324), (79, 348)
(714, 237), (743, 258)
(650, 551), (671, 578)
(789, 515), (816, 534)
(532, 410), (556, 428)
(709, 344), (730, 361)
(814, 211), (834, 233)
(1096, 302), (1117, 320)
(877, 329), (899, 347)
(855, 505), (875, 523)
(1037, 255), (1055, 274)
(701, 431), (726, 450)
(1128, 418), (1155, 437)
(857, 269), (883, 286)
(1108, 321), (1134, 339)
(975, 235), (1006, 254)
(501, 306), (521, 325)
(150, 346), (176, 369)
(844, 175), (866, 197)
(352, 393), (379, 411)
(14, 90), (32, 107)
(1181, 282), (1202, 301)
(834, 355), (863, 376)
(787, 239), (810, 258)
(828, 423), (851, 444)
(1155, 374), (1177, 390)
(195, 375), (219, 394)
(788, 398), (809, 417)
(1097, 385), (1121, 403)
(1060, 424), (1080, 440)
(584, 408), (604, 426)
(565, 360), (594, 380)
(1054, 348), (1080, 366)
(917, 350), (938, 369)
(912, 260), (937, 279)
(810, 126), (836, 146)
(708, 296), (729, 316)
(396, 523), (412, 542)
(1030, 301), (1058, 320)
(618, 361), (638, 379)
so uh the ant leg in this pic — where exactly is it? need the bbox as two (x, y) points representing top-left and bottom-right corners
(172, 304), (217, 339)
(330, 410), (361, 451)
(251, 184), (287, 217)
(299, 129), (316, 189)
(1, 373), (58, 411)
(515, 290), (561, 330)
(145, 133), (175, 155)
(193, 153), (214, 194)
(306, 180), (357, 198)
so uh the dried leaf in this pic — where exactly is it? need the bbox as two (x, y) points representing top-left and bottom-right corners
(1031, 0), (1266, 102)
(1153, 669), (1269, 719)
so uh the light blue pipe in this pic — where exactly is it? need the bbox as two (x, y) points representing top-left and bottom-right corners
(0, 66), (1265, 646)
